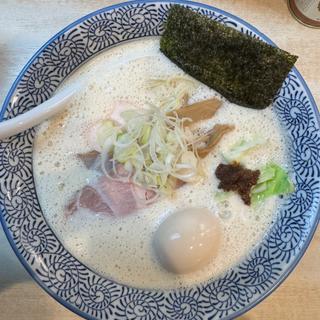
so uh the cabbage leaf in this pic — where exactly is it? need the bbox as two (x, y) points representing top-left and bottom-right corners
(222, 136), (266, 163)
(251, 163), (294, 203)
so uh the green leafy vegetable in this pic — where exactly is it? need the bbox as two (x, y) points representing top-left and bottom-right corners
(222, 137), (266, 163)
(251, 163), (294, 203)
(214, 191), (232, 202)
(160, 5), (298, 109)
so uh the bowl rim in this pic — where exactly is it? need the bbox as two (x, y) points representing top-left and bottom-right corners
(0, 1), (319, 319)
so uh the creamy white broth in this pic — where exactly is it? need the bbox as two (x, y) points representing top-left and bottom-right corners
(33, 39), (288, 289)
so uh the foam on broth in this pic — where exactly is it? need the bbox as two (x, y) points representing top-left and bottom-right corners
(33, 39), (289, 289)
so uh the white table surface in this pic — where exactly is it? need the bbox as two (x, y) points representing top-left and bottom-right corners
(0, 1), (319, 319)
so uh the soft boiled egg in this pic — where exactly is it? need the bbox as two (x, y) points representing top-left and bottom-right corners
(153, 208), (221, 274)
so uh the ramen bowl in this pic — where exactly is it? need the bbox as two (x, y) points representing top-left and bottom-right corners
(0, 1), (319, 319)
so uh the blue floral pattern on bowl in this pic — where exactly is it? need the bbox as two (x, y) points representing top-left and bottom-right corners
(0, 1), (319, 319)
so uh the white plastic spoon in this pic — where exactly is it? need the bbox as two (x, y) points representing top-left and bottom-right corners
(0, 81), (82, 140)
(0, 51), (158, 141)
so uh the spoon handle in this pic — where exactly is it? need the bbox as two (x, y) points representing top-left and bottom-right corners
(0, 83), (81, 140)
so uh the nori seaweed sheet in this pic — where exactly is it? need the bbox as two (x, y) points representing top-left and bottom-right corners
(160, 5), (298, 109)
